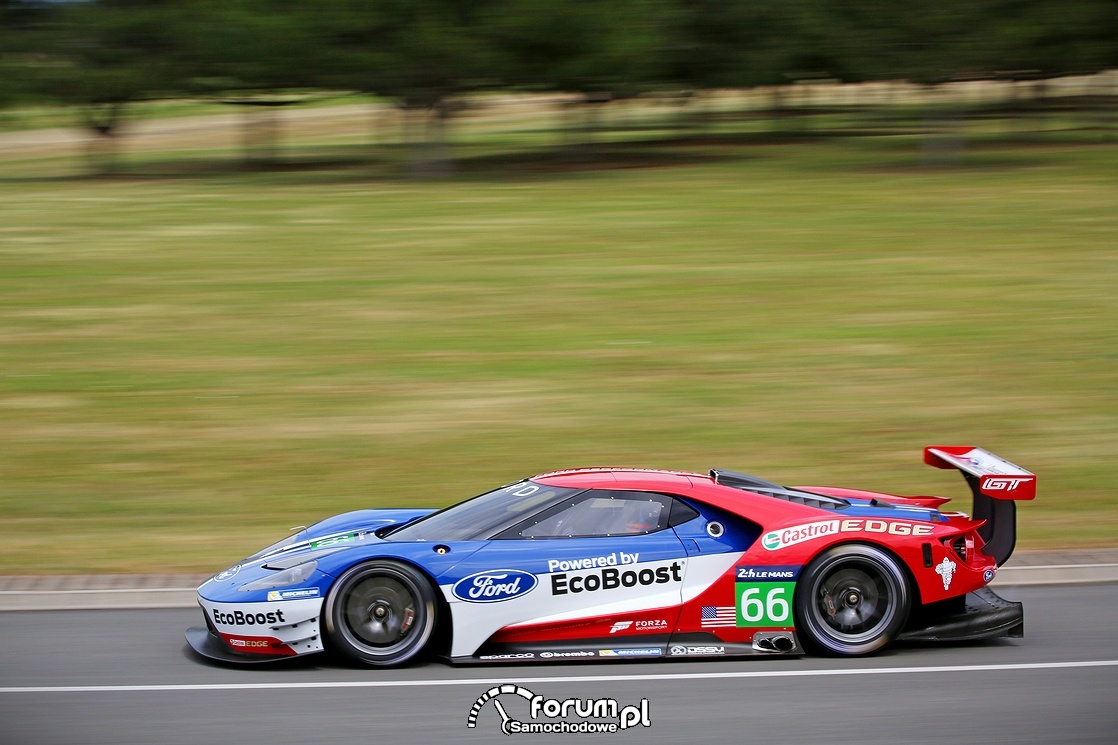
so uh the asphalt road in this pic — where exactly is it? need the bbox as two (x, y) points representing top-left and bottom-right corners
(1, 583), (1116, 745)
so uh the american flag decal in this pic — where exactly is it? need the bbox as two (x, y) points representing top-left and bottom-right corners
(701, 606), (736, 627)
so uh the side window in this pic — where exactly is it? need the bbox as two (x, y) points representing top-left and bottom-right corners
(502, 491), (676, 539)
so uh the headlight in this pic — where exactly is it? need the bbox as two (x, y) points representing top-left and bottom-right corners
(239, 560), (318, 591)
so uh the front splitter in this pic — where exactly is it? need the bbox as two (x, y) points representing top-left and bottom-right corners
(185, 626), (308, 665)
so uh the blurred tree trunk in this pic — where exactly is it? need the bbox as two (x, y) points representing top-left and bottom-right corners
(79, 101), (127, 174)
(233, 102), (285, 165)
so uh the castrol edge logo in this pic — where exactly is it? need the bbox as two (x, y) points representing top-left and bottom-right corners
(762, 519), (935, 550)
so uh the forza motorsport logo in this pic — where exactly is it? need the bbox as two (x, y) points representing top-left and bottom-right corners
(467, 684), (651, 735)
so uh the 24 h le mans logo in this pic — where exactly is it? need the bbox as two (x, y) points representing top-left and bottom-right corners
(467, 683), (651, 735)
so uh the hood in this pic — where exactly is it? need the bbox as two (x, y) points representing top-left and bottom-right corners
(256, 508), (435, 558)
(199, 508), (435, 599)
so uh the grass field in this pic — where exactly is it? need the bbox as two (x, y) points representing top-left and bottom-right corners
(1, 105), (1116, 573)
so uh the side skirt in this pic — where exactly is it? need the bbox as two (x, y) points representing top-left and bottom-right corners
(449, 632), (801, 664)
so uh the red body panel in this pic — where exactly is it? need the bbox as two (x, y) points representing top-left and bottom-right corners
(535, 463), (999, 644)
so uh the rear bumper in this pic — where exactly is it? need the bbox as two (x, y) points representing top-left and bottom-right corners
(899, 586), (1024, 643)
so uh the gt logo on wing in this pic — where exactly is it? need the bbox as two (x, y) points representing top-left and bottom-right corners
(983, 477), (1030, 491)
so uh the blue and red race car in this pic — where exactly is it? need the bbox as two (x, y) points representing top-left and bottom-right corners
(186, 446), (1034, 666)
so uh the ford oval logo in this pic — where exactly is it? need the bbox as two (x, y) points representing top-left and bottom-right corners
(452, 569), (537, 603)
(214, 564), (241, 582)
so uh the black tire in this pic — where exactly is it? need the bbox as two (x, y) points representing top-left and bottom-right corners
(795, 544), (911, 656)
(324, 560), (438, 667)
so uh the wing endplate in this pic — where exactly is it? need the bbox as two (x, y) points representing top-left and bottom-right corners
(923, 446), (1035, 565)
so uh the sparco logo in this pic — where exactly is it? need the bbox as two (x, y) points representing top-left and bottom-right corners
(480, 653), (535, 660)
(453, 570), (538, 603)
(211, 608), (286, 626)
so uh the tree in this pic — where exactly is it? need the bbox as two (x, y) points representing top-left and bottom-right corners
(26, 0), (191, 172)
(311, 0), (500, 175)
(487, 0), (674, 154)
(177, 0), (328, 164)
(0, 0), (56, 114)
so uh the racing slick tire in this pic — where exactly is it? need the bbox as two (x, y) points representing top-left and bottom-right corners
(795, 543), (911, 656)
(324, 560), (438, 667)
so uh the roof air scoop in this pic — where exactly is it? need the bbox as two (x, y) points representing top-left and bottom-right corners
(710, 469), (851, 510)
(709, 469), (784, 491)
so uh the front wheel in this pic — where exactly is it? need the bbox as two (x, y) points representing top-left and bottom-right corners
(324, 560), (438, 667)
(795, 544), (911, 656)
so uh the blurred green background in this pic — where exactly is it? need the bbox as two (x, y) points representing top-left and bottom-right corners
(1, 1), (1116, 573)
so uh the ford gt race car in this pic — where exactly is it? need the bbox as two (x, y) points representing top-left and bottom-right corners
(186, 446), (1034, 666)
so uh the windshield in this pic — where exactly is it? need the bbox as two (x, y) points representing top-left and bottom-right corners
(384, 481), (582, 542)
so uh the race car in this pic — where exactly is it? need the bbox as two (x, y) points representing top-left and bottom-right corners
(186, 445), (1034, 666)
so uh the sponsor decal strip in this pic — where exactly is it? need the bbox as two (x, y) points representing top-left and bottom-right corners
(763, 519), (935, 551)
(5, 660), (1117, 694)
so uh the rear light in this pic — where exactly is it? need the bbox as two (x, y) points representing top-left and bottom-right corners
(945, 533), (977, 563)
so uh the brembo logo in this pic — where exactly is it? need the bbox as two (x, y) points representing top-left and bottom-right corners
(453, 569), (538, 603)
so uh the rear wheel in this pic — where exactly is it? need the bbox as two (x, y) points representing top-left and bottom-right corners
(325, 560), (437, 667)
(795, 544), (910, 656)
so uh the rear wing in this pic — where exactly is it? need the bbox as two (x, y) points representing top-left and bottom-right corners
(924, 446), (1035, 565)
